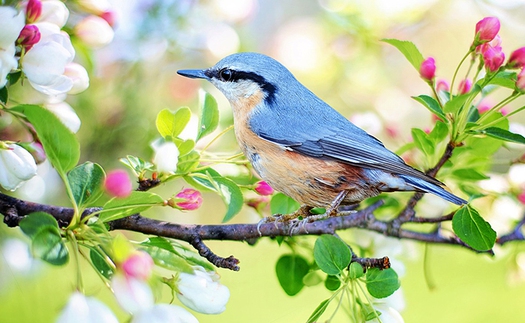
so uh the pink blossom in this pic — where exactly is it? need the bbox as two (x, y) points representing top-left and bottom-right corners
(436, 79), (450, 92)
(474, 17), (500, 44)
(25, 0), (42, 23)
(175, 188), (203, 211)
(17, 25), (41, 51)
(104, 169), (133, 198)
(122, 251), (154, 281)
(419, 57), (436, 82)
(246, 196), (269, 210)
(254, 180), (274, 196)
(100, 10), (117, 27)
(458, 79), (472, 94)
(483, 45), (505, 72)
(518, 191), (525, 205)
(508, 47), (525, 69)
(477, 100), (491, 114)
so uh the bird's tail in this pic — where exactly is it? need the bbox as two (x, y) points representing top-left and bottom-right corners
(399, 175), (467, 205)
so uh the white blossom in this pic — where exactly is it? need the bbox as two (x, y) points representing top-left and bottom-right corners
(64, 62), (89, 94)
(132, 304), (199, 323)
(76, 0), (112, 14)
(75, 15), (114, 48)
(176, 266), (230, 314)
(45, 101), (81, 133)
(153, 141), (179, 174)
(0, 144), (38, 191)
(0, 7), (25, 87)
(56, 292), (118, 323)
(39, 0), (69, 28)
(111, 274), (154, 314)
(23, 31), (75, 95)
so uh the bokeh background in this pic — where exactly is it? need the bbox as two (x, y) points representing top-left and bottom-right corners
(2, 0), (525, 322)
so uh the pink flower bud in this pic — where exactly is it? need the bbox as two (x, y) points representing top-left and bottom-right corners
(518, 191), (525, 205)
(175, 188), (203, 211)
(477, 100), (491, 114)
(246, 196), (269, 210)
(474, 17), (500, 44)
(508, 47), (525, 69)
(419, 57), (436, 82)
(122, 251), (154, 281)
(104, 169), (133, 198)
(74, 15), (114, 48)
(517, 68), (525, 91)
(100, 10), (117, 27)
(26, 0), (42, 23)
(483, 45), (505, 72)
(254, 180), (274, 196)
(458, 79), (472, 94)
(436, 79), (450, 92)
(17, 24), (41, 51)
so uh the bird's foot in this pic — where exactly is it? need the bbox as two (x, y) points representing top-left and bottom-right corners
(256, 205), (314, 236)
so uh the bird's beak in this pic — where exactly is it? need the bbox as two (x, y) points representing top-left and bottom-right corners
(177, 69), (209, 80)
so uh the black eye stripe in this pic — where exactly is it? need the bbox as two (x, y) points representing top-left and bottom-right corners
(214, 69), (277, 104)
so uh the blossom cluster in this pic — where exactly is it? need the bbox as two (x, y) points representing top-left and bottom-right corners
(419, 17), (525, 93)
(0, 0), (116, 191)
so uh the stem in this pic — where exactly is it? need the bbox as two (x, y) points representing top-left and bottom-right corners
(67, 230), (84, 292)
(200, 125), (234, 153)
(450, 50), (475, 100)
(475, 93), (521, 128)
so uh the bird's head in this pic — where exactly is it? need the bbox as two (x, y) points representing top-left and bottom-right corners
(177, 52), (296, 106)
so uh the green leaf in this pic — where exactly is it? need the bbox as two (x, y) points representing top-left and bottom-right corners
(412, 95), (446, 120)
(365, 268), (400, 298)
(452, 205), (496, 251)
(175, 139), (195, 156)
(143, 245), (194, 273)
(306, 299), (331, 323)
(89, 248), (114, 279)
(270, 193), (300, 215)
(302, 271), (323, 287)
(428, 121), (449, 144)
(451, 168), (489, 181)
(197, 91), (219, 141)
(411, 128), (434, 157)
(0, 86), (7, 104)
(32, 227), (69, 266)
(484, 70), (517, 90)
(99, 191), (164, 222)
(120, 155), (155, 174)
(141, 236), (177, 253)
(20, 212), (60, 239)
(68, 162), (105, 208)
(275, 254), (309, 296)
(443, 94), (470, 114)
(189, 169), (243, 222)
(11, 104), (79, 174)
(177, 150), (201, 174)
(382, 39), (424, 71)
(348, 262), (364, 279)
(313, 235), (351, 275)
(324, 275), (341, 291)
(156, 107), (192, 139)
(482, 127), (525, 144)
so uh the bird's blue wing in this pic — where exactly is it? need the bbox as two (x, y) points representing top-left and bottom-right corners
(250, 98), (443, 186)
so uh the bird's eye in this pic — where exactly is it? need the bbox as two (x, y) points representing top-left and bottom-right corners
(218, 68), (234, 82)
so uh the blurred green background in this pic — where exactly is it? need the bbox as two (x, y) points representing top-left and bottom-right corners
(2, 0), (525, 322)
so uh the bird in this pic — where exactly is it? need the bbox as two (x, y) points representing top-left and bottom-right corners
(177, 52), (466, 217)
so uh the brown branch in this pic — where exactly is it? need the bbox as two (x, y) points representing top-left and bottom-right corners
(0, 190), (495, 272)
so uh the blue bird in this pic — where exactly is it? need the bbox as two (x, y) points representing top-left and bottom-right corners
(178, 52), (466, 215)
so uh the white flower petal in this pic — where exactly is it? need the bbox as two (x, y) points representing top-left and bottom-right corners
(56, 292), (119, 323)
(111, 274), (154, 314)
(153, 141), (179, 174)
(75, 15), (114, 48)
(0, 144), (38, 191)
(177, 266), (230, 314)
(132, 304), (199, 323)
(64, 63), (89, 94)
(0, 6), (25, 49)
(45, 101), (81, 133)
(0, 45), (17, 88)
(39, 0), (69, 28)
